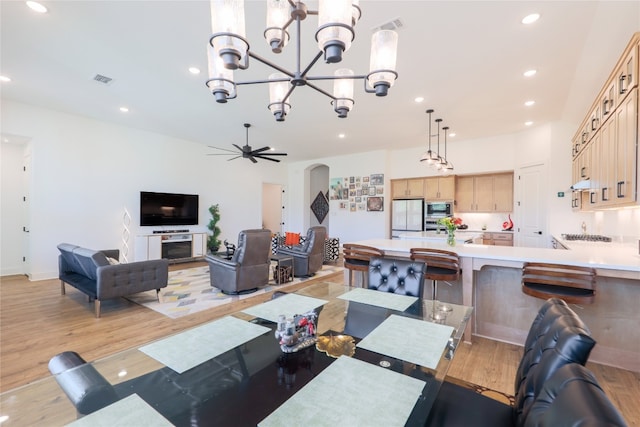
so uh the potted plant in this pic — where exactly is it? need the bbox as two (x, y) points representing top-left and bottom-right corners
(207, 204), (221, 253)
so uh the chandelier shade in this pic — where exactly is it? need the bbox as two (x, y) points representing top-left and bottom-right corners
(209, 0), (248, 70)
(206, 0), (398, 121)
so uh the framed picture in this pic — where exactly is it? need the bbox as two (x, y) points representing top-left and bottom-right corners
(350, 203), (356, 212)
(370, 174), (384, 186)
(368, 187), (376, 196)
(367, 196), (384, 211)
(339, 201), (347, 209)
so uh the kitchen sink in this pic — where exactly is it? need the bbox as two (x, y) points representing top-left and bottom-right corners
(561, 233), (612, 242)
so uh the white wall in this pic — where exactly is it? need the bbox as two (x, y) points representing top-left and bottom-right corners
(287, 151), (389, 243)
(1, 100), (288, 280)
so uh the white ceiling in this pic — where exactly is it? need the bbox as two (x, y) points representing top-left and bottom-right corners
(1, 1), (639, 161)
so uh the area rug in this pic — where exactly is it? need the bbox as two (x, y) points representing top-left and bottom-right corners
(126, 264), (343, 319)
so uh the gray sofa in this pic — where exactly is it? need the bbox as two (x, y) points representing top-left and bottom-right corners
(57, 243), (169, 317)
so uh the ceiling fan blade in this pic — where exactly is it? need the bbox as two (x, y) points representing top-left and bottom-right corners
(232, 144), (244, 152)
(227, 155), (241, 161)
(207, 153), (236, 156)
(261, 152), (287, 156)
(249, 155), (258, 164)
(208, 145), (238, 154)
(251, 146), (271, 154)
(254, 155), (281, 163)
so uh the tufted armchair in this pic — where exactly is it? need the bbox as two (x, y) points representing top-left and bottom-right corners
(367, 256), (426, 297)
(276, 226), (327, 277)
(205, 229), (271, 295)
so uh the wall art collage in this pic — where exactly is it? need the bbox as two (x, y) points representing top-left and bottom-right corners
(329, 174), (384, 212)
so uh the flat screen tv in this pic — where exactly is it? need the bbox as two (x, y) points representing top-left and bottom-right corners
(140, 191), (199, 226)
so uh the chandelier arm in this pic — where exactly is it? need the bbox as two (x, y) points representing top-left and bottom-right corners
(306, 75), (366, 81)
(247, 51), (295, 78)
(280, 16), (295, 32)
(304, 81), (336, 100)
(300, 50), (324, 78)
(235, 77), (289, 86)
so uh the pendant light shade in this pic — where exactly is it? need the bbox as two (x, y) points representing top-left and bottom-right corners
(265, 0), (290, 53)
(316, 0), (354, 64)
(367, 30), (399, 96)
(268, 72), (291, 121)
(333, 68), (355, 118)
(209, 0), (248, 70)
(206, 45), (236, 103)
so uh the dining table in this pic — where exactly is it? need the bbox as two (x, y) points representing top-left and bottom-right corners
(0, 281), (473, 427)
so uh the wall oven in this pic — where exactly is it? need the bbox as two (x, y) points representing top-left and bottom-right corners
(424, 201), (453, 231)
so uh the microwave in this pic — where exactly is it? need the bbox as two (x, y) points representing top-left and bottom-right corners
(425, 201), (453, 217)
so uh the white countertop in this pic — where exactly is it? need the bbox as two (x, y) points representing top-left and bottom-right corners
(397, 231), (484, 243)
(351, 238), (640, 274)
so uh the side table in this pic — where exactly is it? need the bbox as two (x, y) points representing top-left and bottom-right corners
(270, 254), (294, 284)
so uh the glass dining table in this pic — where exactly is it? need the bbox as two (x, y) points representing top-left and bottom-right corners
(0, 282), (472, 427)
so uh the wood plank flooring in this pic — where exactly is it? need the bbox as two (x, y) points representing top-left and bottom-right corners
(1, 262), (639, 425)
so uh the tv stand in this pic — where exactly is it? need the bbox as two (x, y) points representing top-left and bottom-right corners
(135, 232), (207, 263)
(152, 229), (190, 234)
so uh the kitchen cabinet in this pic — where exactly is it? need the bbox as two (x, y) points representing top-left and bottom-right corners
(570, 33), (639, 210)
(391, 178), (425, 199)
(424, 176), (455, 200)
(455, 173), (513, 213)
(482, 232), (513, 246)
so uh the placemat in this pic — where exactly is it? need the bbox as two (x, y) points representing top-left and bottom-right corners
(66, 394), (172, 427)
(357, 314), (454, 369)
(259, 356), (425, 427)
(241, 293), (328, 323)
(338, 288), (418, 312)
(139, 316), (270, 373)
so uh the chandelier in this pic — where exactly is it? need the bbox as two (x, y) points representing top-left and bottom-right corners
(420, 109), (454, 174)
(206, 0), (399, 121)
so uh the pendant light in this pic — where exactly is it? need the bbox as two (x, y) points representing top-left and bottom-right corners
(434, 118), (445, 170)
(420, 109), (439, 164)
(441, 126), (454, 174)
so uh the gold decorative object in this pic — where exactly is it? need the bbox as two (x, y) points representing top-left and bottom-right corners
(316, 334), (356, 358)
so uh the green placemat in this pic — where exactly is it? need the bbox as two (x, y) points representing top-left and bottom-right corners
(338, 288), (418, 311)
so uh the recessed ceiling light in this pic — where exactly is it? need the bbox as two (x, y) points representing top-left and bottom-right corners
(521, 13), (540, 25)
(119, 107), (129, 113)
(524, 100), (535, 107)
(0, 76), (11, 82)
(26, 1), (48, 13)
(414, 96), (424, 103)
(449, 133), (456, 138)
(188, 67), (200, 75)
(525, 121), (533, 126)
(338, 133), (346, 139)
(523, 69), (537, 77)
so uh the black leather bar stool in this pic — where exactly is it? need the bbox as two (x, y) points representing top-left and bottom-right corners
(343, 244), (385, 287)
(409, 248), (460, 308)
(521, 262), (596, 304)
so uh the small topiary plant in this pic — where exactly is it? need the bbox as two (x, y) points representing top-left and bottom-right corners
(207, 204), (221, 252)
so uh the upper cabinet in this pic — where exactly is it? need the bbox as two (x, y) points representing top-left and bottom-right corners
(455, 172), (513, 213)
(424, 176), (455, 200)
(391, 178), (425, 199)
(571, 33), (639, 210)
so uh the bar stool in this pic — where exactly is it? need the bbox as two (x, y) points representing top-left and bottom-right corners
(409, 248), (460, 309)
(343, 244), (385, 287)
(521, 262), (596, 304)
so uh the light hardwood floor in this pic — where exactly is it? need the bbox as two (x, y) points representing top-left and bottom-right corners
(1, 262), (638, 425)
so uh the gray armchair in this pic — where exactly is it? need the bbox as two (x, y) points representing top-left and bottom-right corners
(205, 229), (271, 295)
(277, 226), (327, 277)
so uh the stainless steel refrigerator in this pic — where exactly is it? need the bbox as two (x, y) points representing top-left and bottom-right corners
(391, 199), (424, 238)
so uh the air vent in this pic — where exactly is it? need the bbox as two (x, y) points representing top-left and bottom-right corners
(92, 74), (114, 85)
(372, 17), (404, 32)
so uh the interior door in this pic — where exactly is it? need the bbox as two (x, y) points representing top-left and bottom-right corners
(517, 163), (546, 248)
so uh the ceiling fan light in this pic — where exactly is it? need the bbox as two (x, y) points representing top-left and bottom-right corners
(316, 0), (353, 64)
(268, 73), (291, 121)
(210, 0), (248, 70)
(206, 45), (236, 102)
(265, 0), (290, 53)
(333, 68), (355, 118)
(368, 30), (398, 96)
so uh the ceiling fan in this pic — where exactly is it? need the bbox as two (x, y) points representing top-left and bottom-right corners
(207, 123), (287, 163)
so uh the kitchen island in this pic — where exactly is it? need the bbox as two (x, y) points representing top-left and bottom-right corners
(397, 230), (484, 244)
(348, 238), (640, 372)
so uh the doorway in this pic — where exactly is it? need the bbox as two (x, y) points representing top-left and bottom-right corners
(516, 163), (547, 248)
(262, 183), (284, 235)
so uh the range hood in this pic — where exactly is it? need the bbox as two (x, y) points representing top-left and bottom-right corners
(570, 179), (591, 190)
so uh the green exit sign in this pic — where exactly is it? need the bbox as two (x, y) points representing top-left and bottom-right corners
(557, 192), (565, 197)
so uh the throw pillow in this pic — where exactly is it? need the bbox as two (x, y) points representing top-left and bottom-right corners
(106, 257), (119, 265)
(285, 232), (300, 246)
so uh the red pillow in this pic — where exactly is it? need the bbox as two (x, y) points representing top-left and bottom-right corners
(285, 232), (300, 245)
